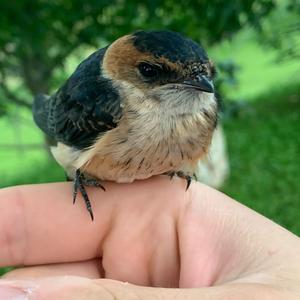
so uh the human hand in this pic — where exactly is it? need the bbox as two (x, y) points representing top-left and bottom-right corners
(0, 177), (299, 299)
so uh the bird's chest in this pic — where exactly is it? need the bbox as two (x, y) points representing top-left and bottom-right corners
(80, 113), (210, 182)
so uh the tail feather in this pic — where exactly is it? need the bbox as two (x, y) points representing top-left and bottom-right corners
(32, 94), (52, 137)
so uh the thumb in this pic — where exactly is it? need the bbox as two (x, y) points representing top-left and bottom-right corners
(0, 277), (292, 300)
(102, 281), (290, 300)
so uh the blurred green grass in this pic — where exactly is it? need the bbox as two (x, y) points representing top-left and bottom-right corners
(0, 110), (65, 186)
(222, 84), (300, 235)
(0, 267), (13, 277)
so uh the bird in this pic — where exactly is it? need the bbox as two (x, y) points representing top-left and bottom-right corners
(33, 30), (219, 220)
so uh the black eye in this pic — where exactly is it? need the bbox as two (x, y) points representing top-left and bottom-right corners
(138, 63), (159, 78)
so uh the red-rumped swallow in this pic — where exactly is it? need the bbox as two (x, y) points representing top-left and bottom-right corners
(33, 30), (219, 220)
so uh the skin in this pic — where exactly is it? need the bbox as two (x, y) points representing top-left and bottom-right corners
(0, 177), (300, 299)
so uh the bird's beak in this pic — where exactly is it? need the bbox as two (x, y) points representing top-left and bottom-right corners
(182, 75), (214, 93)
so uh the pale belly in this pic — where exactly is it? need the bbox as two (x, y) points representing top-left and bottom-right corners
(51, 142), (194, 182)
(79, 139), (200, 183)
(53, 111), (215, 182)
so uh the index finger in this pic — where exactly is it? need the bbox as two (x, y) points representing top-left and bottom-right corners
(0, 182), (111, 267)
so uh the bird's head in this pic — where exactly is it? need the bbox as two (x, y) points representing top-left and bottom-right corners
(102, 30), (218, 118)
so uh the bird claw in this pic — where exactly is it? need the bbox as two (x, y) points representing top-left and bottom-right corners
(166, 171), (193, 190)
(73, 169), (105, 220)
(167, 171), (176, 180)
(81, 177), (106, 191)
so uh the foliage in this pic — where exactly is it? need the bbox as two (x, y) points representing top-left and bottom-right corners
(210, 27), (300, 102)
(0, 0), (276, 113)
(222, 83), (300, 235)
(259, 0), (300, 61)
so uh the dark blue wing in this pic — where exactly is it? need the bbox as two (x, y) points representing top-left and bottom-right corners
(33, 47), (122, 150)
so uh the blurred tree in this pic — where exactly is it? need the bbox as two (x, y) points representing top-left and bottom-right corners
(260, 0), (300, 61)
(0, 0), (276, 112)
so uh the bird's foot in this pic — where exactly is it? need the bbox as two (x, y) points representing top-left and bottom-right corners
(166, 171), (193, 190)
(73, 169), (105, 221)
(81, 177), (106, 191)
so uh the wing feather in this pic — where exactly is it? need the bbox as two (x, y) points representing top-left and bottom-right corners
(33, 47), (122, 150)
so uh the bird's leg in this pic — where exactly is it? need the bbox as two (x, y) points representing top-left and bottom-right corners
(77, 176), (94, 221)
(73, 169), (102, 221)
(73, 169), (80, 204)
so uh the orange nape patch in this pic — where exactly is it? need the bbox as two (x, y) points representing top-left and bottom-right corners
(102, 35), (183, 89)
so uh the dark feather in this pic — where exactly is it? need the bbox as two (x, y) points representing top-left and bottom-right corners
(133, 30), (209, 63)
(33, 47), (122, 150)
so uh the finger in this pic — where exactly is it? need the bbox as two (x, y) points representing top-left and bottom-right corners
(0, 182), (110, 267)
(0, 177), (186, 268)
(2, 259), (103, 279)
(95, 281), (294, 300)
(0, 277), (294, 300)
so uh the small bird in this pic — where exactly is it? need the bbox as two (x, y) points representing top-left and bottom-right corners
(33, 30), (219, 220)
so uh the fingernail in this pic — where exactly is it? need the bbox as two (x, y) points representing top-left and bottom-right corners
(0, 285), (27, 299)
